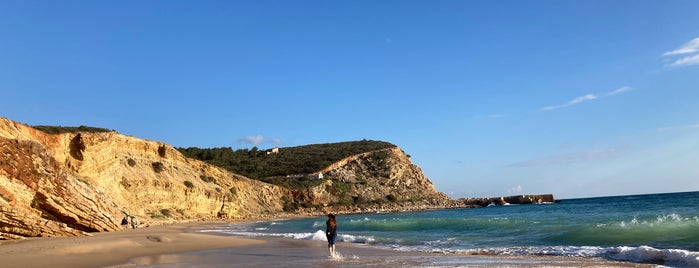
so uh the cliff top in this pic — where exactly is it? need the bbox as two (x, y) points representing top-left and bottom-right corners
(177, 140), (397, 180)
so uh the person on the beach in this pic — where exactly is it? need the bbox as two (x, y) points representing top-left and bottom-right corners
(326, 213), (337, 257)
(130, 216), (138, 229)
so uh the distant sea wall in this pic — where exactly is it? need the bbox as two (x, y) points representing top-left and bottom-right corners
(458, 194), (555, 208)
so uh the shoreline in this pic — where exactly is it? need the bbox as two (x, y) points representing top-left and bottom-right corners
(0, 220), (655, 267)
(115, 236), (654, 268)
(0, 221), (262, 268)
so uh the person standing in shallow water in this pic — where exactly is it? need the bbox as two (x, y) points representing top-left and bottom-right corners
(325, 213), (337, 257)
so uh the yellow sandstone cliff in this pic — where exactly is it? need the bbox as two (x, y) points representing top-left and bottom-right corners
(0, 117), (288, 239)
(0, 117), (454, 239)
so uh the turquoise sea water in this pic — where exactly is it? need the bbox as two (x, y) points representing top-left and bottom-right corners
(203, 191), (699, 267)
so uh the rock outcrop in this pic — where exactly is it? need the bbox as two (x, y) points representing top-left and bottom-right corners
(289, 147), (455, 212)
(0, 117), (289, 239)
(459, 194), (555, 207)
(0, 117), (455, 239)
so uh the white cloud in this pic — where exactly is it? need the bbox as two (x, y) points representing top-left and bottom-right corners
(507, 185), (523, 194)
(663, 37), (699, 67)
(473, 114), (506, 119)
(240, 135), (264, 146)
(656, 123), (699, 132)
(606, 86), (633, 96)
(670, 54), (699, 67)
(541, 94), (598, 111)
(663, 37), (699, 56)
(542, 86), (635, 111)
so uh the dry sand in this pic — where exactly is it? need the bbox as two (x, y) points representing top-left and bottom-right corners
(0, 222), (261, 268)
(0, 222), (655, 268)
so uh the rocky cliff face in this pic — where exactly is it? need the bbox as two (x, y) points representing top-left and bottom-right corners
(290, 147), (454, 212)
(0, 117), (453, 239)
(0, 117), (288, 239)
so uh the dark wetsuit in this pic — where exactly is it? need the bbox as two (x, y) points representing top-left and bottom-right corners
(326, 220), (337, 246)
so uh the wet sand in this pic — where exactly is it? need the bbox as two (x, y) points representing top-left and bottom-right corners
(114, 236), (654, 268)
(0, 222), (654, 268)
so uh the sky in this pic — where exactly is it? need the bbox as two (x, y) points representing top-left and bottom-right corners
(1, 1), (698, 199)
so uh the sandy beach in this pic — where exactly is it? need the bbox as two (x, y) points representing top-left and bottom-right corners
(0, 221), (657, 268)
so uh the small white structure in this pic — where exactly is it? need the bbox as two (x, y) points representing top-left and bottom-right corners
(317, 172), (323, 179)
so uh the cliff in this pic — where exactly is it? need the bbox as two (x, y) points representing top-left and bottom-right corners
(0, 117), (288, 239)
(0, 117), (454, 239)
(288, 147), (455, 212)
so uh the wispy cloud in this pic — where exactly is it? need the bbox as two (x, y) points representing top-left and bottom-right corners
(541, 94), (598, 111)
(663, 37), (699, 67)
(606, 86), (633, 96)
(541, 86), (634, 111)
(669, 54), (699, 67)
(656, 123), (699, 132)
(663, 37), (699, 56)
(238, 135), (283, 147)
(472, 114), (506, 120)
(507, 145), (630, 167)
(507, 185), (523, 194)
(239, 135), (264, 146)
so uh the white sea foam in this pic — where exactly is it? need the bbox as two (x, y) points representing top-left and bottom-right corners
(391, 244), (699, 267)
(199, 228), (378, 245)
(349, 217), (372, 223)
(608, 246), (699, 267)
(338, 233), (375, 244)
(619, 213), (695, 228)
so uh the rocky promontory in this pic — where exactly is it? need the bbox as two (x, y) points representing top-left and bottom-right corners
(0, 117), (454, 239)
(459, 194), (555, 207)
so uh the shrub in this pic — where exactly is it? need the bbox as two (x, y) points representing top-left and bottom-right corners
(148, 212), (165, 219)
(229, 187), (237, 195)
(152, 162), (164, 173)
(281, 196), (298, 212)
(33, 125), (112, 134)
(176, 140), (396, 181)
(328, 181), (350, 194)
(199, 175), (215, 183)
(386, 194), (398, 202)
(127, 158), (136, 167)
(183, 180), (194, 188)
(160, 209), (172, 218)
(69, 134), (86, 161)
(158, 145), (167, 158)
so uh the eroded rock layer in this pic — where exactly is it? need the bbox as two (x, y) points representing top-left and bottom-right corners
(0, 117), (453, 239)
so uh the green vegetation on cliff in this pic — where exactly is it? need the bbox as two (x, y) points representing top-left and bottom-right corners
(33, 125), (114, 134)
(176, 140), (396, 181)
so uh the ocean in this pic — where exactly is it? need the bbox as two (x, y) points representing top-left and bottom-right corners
(201, 191), (699, 267)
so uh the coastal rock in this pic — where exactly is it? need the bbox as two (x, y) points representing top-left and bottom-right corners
(291, 147), (455, 211)
(0, 116), (454, 238)
(459, 194), (555, 207)
(0, 117), (289, 238)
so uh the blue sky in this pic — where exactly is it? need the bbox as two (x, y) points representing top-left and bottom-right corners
(2, 1), (698, 199)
